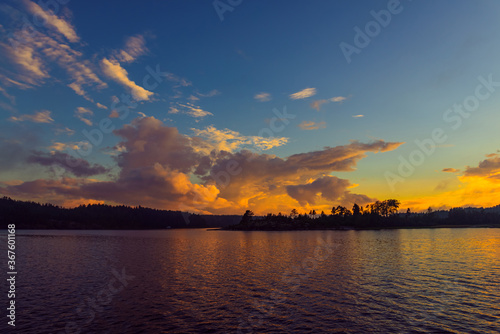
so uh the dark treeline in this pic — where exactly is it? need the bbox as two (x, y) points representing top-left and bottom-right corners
(0, 197), (240, 229)
(227, 199), (500, 230)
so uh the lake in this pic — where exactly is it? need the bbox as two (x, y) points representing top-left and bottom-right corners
(2, 228), (499, 333)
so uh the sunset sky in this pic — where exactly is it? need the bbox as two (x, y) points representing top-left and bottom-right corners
(2, 0), (500, 215)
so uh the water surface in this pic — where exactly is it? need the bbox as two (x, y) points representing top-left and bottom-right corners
(2, 228), (500, 333)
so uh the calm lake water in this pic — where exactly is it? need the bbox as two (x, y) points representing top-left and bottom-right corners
(2, 228), (500, 333)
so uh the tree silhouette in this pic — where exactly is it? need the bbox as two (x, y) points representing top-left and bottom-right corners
(352, 203), (361, 216)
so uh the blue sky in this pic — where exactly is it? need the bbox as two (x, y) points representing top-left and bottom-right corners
(2, 0), (500, 214)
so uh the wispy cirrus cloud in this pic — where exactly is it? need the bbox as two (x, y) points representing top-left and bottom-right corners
(290, 87), (316, 100)
(298, 120), (326, 130)
(100, 58), (153, 101)
(310, 96), (348, 111)
(0, 6), (106, 99)
(254, 92), (271, 102)
(191, 125), (288, 152)
(9, 110), (53, 123)
(197, 90), (220, 98)
(55, 127), (75, 136)
(442, 168), (460, 173)
(47, 142), (81, 152)
(175, 102), (213, 118)
(74, 107), (93, 126)
(352, 114), (364, 118)
(22, 0), (79, 43)
(113, 35), (148, 64)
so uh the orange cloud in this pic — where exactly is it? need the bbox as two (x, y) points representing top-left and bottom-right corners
(0, 117), (404, 215)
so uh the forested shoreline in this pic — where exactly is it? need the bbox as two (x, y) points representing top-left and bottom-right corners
(226, 200), (500, 230)
(1, 197), (500, 231)
(0, 197), (240, 229)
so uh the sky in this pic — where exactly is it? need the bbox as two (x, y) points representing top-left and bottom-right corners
(1, 0), (500, 215)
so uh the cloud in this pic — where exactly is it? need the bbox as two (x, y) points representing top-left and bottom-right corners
(286, 176), (372, 206)
(96, 103), (107, 110)
(298, 121), (326, 130)
(176, 103), (213, 118)
(188, 95), (199, 101)
(55, 127), (75, 136)
(352, 114), (364, 118)
(290, 88), (316, 100)
(168, 107), (180, 114)
(100, 58), (153, 101)
(0, 23), (106, 97)
(442, 168), (460, 173)
(74, 107), (93, 126)
(113, 35), (148, 64)
(23, 0), (79, 42)
(109, 110), (120, 118)
(310, 96), (348, 111)
(163, 72), (191, 88)
(254, 92), (271, 102)
(1, 117), (403, 214)
(48, 142), (80, 151)
(27, 151), (109, 177)
(463, 154), (500, 178)
(9, 110), (53, 123)
(197, 90), (220, 98)
(191, 125), (288, 152)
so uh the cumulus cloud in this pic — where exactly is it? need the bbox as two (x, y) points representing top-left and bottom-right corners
(254, 92), (271, 102)
(286, 176), (372, 206)
(74, 107), (93, 126)
(9, 110), (53, 123)
(310, 96), (348, 111)
(298, 121), (326, 130)
(290, 87), (316, 100)
(1, 117), (403, 214)
(463, 153), (500, 178)
(100, 58), (153, 101)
